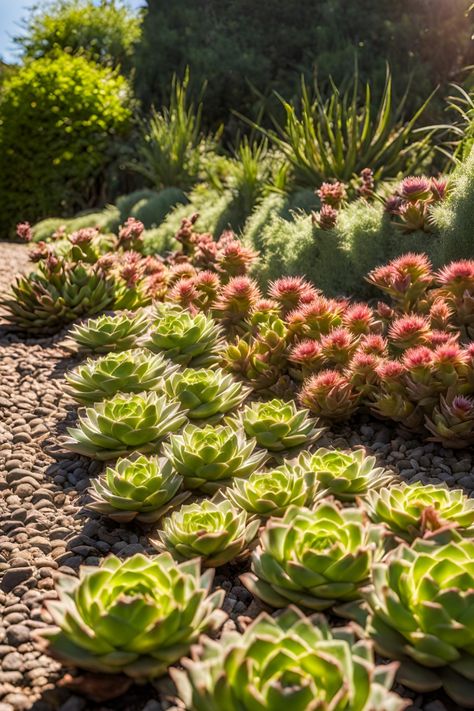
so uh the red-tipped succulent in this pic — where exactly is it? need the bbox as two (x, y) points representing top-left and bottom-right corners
(16, 222), (32, 242)
(312, 204), (338, 230)
(342, 302), (378, 335)
(347, 351), (381, 398)
(118, 218), (145, 251)
(287, 296), (343, 339)
(299, 369), (359, 420)
(317, 181), (347, 208)
(388, 314), (431, 350)
(213, 276), (261, 334)
(268, 276), (318, 315)
(425, 394), (474, 448)
(288, 339), (325, 381)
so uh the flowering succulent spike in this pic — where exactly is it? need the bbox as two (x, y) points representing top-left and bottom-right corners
(151, 495), (260, 567)
(163, 423), (268, 493)
(364, 481), (474, 541)
(317, 180), (347, 208)
(172, 606), (407, 711)
(268, 276), (318, 315)
(117, 217), (145, 251)
(228, 462), (318, 518)
(234, 398), (323, 452)
(65, 349), (176, 403)
(299, 369), (359, 420)
(164, 368), (250, 421)
(361, 528), (474, 706)
(87, 454), (189, 523)
(312, 203), (338, 230)
(167, 277), (200, 312)
(425, 393), (474, 448)
(297, 447), (394, 502)
(241, 502), (384, 611)
(37, 553), (226, 680)
(69, 311), (149, 353)
(65, 391), (187, 460)
(142, 309), (223, 367)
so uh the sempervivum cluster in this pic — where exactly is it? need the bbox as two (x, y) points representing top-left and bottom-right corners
(173, 606), (407, 711)
(299, 370), (359, 420)
(69, 311), (149, 353)
(37, 553), (226, 680)
(297, 447), (394, 502)
(152, 496), (260, 567)
(1, 260), (116, 335)
(235, 398), (323, 452)
(65, 391), (187, 459)
(65, 349), (176, 403)
(242, 502), (384, 611)
(87, 454), (189, 523)
(164, 368), (250, 420)
(365, 481), (474, 541)
(143, 309), (223, 367)
(228, 462), (318, 518)
(360, 529), (474, 706)
(163, 423), (267, 492)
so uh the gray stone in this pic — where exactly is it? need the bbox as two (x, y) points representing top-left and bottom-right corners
(0, 567), (33, 593)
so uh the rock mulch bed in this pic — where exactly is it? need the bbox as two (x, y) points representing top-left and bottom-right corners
(0, 242), (471, 711)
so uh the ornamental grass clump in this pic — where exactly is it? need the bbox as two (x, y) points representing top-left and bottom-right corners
(361, 528), (474, 706)
(152, 496), (260, 567)
(297, 448), (394, 502)
(38, 553), (226, 680)
(164, 368), (250, 420)
(172, 606), (407, 711)
(228, 463), (317, 518)
(365, 481), (474, 541)
(235, 398), (323, 452)
(143, 309), (223, 367)
(242, 502), (384, 611)
(65, 391), (187, 459)
(87, 454), (189, 523)
(65, 349), (176, 403)
(163, 423), (267, 492)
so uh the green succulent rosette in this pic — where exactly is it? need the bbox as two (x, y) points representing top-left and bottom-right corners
(365, 481), (474, 541)
(87, 454), (189, 523)
(228, 463), (317, 518)
(143, 309), (223, 367)
(297, 447), (395, 502)
(235, 398), (323, 452)
(163, 423), (268, 493)
(152, 496), (260, 567)
(65, 348), (177, 403)
(37, 553), (226, 680)
(361, 528), (474, 706)
(69, 311), (149, 353)
(242, 502), (383, 611)
(172, 606), (407, 711)
(65, 391), (187, 460)
(164, 368), (250, 421)
(1, 263), (116, 335)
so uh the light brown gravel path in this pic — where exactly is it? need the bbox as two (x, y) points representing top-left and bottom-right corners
(0, 243), (30, 296)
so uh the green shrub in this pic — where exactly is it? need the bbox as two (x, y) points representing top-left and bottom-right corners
(134, 0), (473, 132)
(116, 189), (158, 221)
(436, 146), (474, 262)
(253, 198), (444, 297)
(0, 52), (133, 237)
(15, 0), (141, 71)
(129, 188), (188, 229)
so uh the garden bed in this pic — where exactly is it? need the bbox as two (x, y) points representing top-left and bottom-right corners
(0, 242), (472, 710)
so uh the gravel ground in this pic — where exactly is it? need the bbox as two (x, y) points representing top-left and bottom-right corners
(0, 242), (471, 711)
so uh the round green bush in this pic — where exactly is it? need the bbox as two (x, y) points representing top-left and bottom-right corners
(0, 52), (133, 237)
